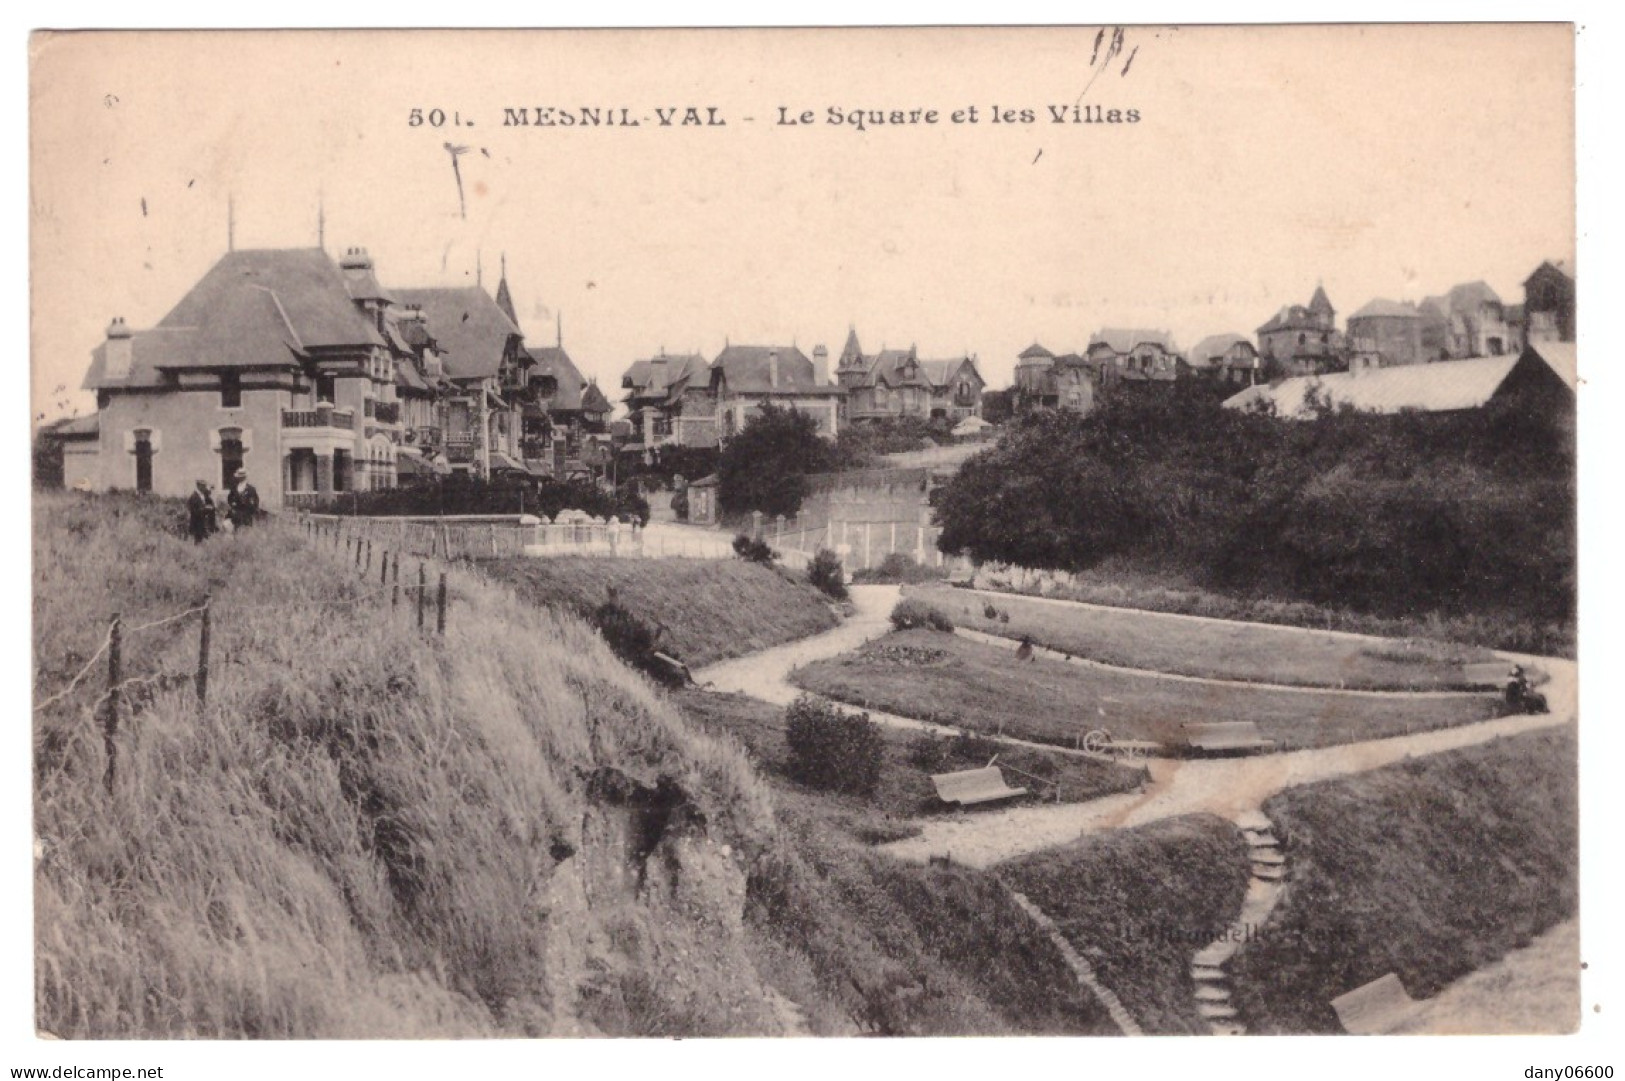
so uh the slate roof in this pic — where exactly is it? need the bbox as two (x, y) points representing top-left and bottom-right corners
(1088, 328), (1179, 355)
(392, 286), (523, 381)
(1018, 342), (1055, 361)
(1526, 341), (1576, 389)
(84, 248), (388, 390)
(1308, 285), (1335, 316)
(1187, 333), (1252, 367)
(580, 381), (614, 416)
(1257, 305), (1326, 335)
(622, 353), (710, 401)
(528, 345), (585, 411)
(1445, 280), (1502, 312)
(1349, 298), (1420, 320)
(42, 414), (99, 438)
(1221, 352), (1567, 417)
(713, 345), (844, 395)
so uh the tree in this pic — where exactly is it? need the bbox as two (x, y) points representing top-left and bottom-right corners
(717, 403), (833, 518)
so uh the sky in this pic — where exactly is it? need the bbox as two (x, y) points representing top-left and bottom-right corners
(30, 25), (1573, 421)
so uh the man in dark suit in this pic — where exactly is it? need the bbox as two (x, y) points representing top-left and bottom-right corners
(186, 479), (214, 543)
(227, 469), (261, 529)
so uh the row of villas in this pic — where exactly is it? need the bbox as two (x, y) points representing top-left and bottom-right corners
(60, 247), (613, 511)
(1010, 260), (1576, 415)
(619, 328), (986, 452)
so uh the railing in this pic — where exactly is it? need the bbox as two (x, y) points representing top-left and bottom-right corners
(409, 426), (442, 448)
(282, 406), (356, 430)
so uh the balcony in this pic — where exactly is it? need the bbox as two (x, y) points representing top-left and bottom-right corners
(445, 431), (478, 465)
(282, 406), (355, 430)
(406, 425), (443, 449)
(374, 400), (401, 424)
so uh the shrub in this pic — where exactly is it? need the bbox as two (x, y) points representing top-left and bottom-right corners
(852, 552), (947, 585)
(590, 598), (684, 687)
(983, 602), (998, 620)
(889, 598), (954, 633)
(732, 534), (777, 564)
(784, 695), (883, 797)
(808, 548), (848, 600)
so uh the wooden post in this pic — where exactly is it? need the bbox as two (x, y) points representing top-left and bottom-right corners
(391, 554), (400, 609)
(380, 548), (389, 585)
(417, 563), (427, 630)
(103, 613), (121, 793)
(364, 540), (372, 576)
(490, 523), (498, 557)
(195, 596), (211, 706)
(436, 572), (448, 635)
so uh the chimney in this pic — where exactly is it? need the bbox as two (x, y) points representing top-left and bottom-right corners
(768, 349), (780, 388)
(649, 354), (669, 391)
(812, 344), (829, 385)
(339, 246), (373, 272)
(104, 317), (133, 380)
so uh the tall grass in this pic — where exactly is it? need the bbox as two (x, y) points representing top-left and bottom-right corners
(34, 492), (782, 1038)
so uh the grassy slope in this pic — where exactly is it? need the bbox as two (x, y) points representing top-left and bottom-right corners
(998, 815), (1252, 1034)
(678, 689), (1144, 842)
(966, 555), (1574, 658)
(482, 555), (839, 667)
(907, 582), (1496, 691)
(790, 629), (1503, 753)
(1228, 726), (1579, 1034)
(744, 805), (1119, 1036)
(33, 493), (784, 1038)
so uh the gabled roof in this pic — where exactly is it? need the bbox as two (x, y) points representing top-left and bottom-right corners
(1188, 333), (1252, 366)
(1446, 281), (1502, 311)
(1222, 352), (1565, 417)
(162, 248), (384, 350)
(1257, 305), (1325, 335)
(920, 357), (981, 387)
(1308, 285), (1335, 316)
(1349, 298), (1420, 320)
(713, 344), (842, 394)
(1089, 328), (1178, 355)
(1526, 341), (1576, 390)
(391, 286), (522, 380)
(528, 345), (584, 411)
(622, 353), (710, 400)
(581, 381), (614, 415)
(1525, 259), (1574, 286)
(41, 414), (99, 438)
(338, 249), (395, 305)
(1018, 342), (1055, 361)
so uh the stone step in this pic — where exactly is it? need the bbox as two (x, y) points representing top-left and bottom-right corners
(1194, 985), (1232, 1003)
(1252, 865), (1287, 882)
(1191, 965), (1227, 982)
(1209, 1021), (1248, 1036)
(1198, 1003), (1239, 1020)
(1251, 850), (1287, 866)
(1193, 943), (1232, 967)
(1235, 810), (1272, 832)
(1243, 830), (1279, 848)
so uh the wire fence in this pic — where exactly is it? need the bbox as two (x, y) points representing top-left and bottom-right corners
(35, 517), (459, 794)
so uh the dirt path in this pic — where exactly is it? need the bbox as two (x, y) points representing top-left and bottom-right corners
(880, 659), (1574, 868)
(697, 584), (901, 701)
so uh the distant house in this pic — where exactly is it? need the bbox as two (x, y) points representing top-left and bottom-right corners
(1086, 327), (1184, 383)
(1346, 298), (1424, 368)
(1221, 344), (1574, 420)
(1256, 286), (1345, 376)
(621, 351), (716, 450)
(1187, 333), (1264, 386)
(835, 330), (985, 423)
(36, 415), (100, 488)
(1418, 282), (1517, 361)
(711, 344), (845, 439)
(1523, 260), (1575, 345)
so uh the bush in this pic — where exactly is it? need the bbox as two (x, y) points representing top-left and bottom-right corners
(852, 552), (947, 585)
(589, 598), (685, 687)
(889, 598), (954, 633)
(784, 695), (884, 797)
(732, 534), (777, 564)
(808, 548), (848, 600)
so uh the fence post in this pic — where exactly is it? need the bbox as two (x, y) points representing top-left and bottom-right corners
(417, 563), (427, 630)
(380, 548), (389, 585)
(436, 572), (448, 635)
(103, 613), (122, 793)
(195, 595), (211, 706)
(364, 540), (372, 576)
(391, 555), (400, 609)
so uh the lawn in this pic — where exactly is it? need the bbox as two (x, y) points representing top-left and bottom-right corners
(997, 814), (1252, 1034)
(677, 689), (1144, 844)
(482, 555), (839, 667)
(1228, 725), (1578, 1034)
(789, 629), (1504, 753)
(906, 583), (1498, 691)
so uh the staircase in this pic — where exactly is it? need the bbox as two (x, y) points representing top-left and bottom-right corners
(1189, 809), (1288, 1035)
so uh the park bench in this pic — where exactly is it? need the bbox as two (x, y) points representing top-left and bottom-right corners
(930, 765), (1028, 807)
(1330, 973), (1419, 1035)
(1181, 722), (1276, 756)
(1081, 730), (1164, 759)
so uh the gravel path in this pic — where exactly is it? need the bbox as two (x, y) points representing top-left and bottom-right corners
(697, 584), (901, 702)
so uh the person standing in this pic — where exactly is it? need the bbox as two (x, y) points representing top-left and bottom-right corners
(227, 469), (261, 529)
(186, 479), (213, 543)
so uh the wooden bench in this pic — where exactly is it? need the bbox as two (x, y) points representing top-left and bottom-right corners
(930, 765), (1028, 807)
(1182, 722), (1276, 756)
(1330, 973), (1419, 1034)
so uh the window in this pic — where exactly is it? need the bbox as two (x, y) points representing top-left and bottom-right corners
(220, 371), (242, 409)
(218, 427), (244, 489)
(316, 374), (336, 404)
(133, 430), (153, 492)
